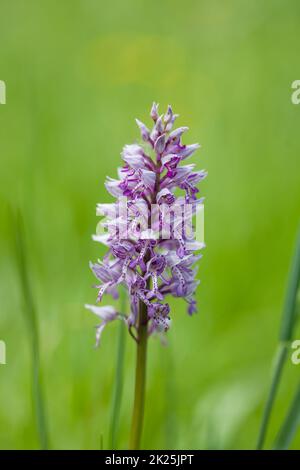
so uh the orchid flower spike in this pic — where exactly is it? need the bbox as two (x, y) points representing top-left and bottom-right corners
(86, 104), (206, 345)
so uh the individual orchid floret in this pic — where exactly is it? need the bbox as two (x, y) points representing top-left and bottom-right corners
(87, 104), (206, 345)
(85, 304), (125, 346)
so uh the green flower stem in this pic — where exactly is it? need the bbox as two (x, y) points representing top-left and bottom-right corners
(129, 300), (148, 450)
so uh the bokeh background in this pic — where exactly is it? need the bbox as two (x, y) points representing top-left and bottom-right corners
(1, 0), (300, 450)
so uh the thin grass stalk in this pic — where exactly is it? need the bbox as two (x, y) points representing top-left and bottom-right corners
(273, 379), (300, 449)
(256, 342), (288, 449)
(257, 226), (300, 449)
(279, 227), (300, 342)
(14, 210), (49, 449)
(164, 344), (178, 449)
(109, 288), (127, 449)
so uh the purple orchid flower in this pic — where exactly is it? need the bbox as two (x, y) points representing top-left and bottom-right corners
(87, 103), (206, 345)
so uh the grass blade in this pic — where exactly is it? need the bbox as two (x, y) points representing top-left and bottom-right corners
(279, 226), (300, 342)
(256, 343), (288, 449)
(273, 379), (300, 449)
(100, 433), (104, 450)
(163, 344), (178, 449)
(14, 210), (49, 449)
(257, 226), (300, 449)
(109, 287), (127, 450)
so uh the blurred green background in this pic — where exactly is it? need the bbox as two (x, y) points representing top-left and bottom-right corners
(1, 0), (300, 450)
